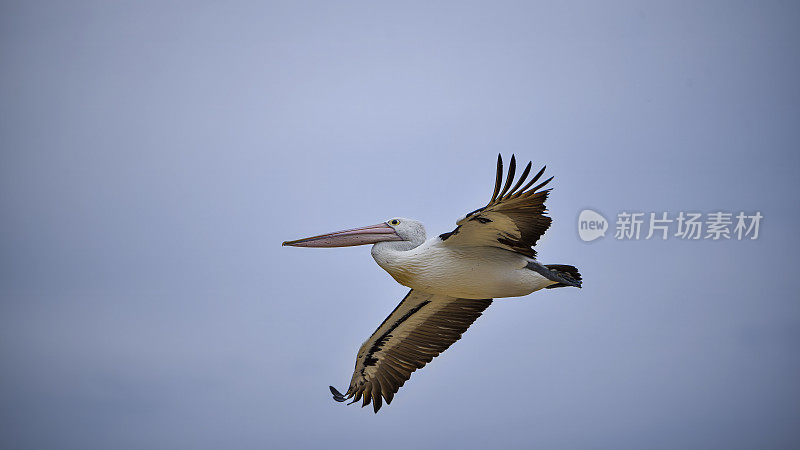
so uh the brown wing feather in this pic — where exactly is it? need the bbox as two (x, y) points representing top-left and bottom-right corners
(440, 154), (553, 258)
(330, 290), (492, 413)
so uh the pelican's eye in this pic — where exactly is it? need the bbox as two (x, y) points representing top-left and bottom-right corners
(389, 219), (400, 226)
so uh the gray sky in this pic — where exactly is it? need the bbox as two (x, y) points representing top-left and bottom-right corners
(2, 1), (799, 449)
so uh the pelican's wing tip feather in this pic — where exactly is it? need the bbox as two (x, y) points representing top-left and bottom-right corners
(490, 154), (504, 203)
(490, 155), (552, 205)
(329, 385), (349, 402)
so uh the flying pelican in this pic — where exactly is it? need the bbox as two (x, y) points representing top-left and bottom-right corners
(282, 155), (582, 412)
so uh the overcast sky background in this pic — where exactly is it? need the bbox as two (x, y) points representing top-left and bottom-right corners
(2, 2), (799, 449)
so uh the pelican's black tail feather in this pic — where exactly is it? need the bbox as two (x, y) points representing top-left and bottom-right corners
(544, 264), (582, 288)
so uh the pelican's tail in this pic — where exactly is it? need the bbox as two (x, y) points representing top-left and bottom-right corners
(543, 264), (582, 289)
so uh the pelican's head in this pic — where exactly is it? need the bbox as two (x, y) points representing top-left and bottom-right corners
(282, 217), (426, 248)
(384, 217), (426, 246)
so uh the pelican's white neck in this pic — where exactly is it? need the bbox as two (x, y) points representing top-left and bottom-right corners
(370, 240), (423, 287)
(370, 233), (424, 265)
(369, 218), (427, 285)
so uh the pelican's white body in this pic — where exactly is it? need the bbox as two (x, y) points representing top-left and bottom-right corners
(371, 237), (556, 299)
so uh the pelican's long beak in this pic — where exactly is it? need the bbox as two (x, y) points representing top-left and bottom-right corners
(282, 223), (403, 248)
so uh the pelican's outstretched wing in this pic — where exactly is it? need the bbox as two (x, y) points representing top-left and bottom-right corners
(439, 154), (552, 258)
(329, 290), (492, 413)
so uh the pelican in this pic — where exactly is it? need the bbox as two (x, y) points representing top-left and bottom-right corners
(282, 155), (582, 412)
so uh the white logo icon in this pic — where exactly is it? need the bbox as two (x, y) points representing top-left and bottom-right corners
(578, 209), (608, 242)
